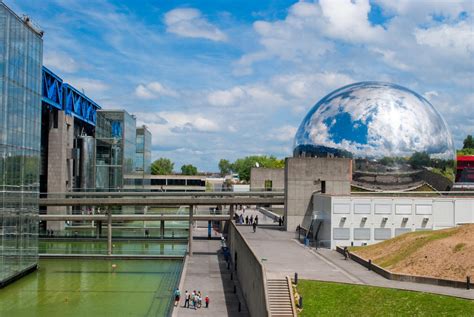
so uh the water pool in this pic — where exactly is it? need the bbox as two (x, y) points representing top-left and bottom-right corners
(0, 258), (183, 316)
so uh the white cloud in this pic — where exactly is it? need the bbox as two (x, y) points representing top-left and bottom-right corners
(44, 51), (79, 73)
(415, 21), (474, 58)
(136, 111), (219, 138)
(67, 78), (109, 95)
(135, 82), (178, 99)
(208, 87), (244, 107)
(318, 0), (385, 42)
(164, 8), (227, 41)
(206, 84), (284, 109)
(270, 125), (298, 142)
(236, 0), (384, 75)
(370, 48), (410, 71)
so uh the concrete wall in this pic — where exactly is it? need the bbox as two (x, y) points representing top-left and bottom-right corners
(47, 111), (74, 231)
(228, 222), (269, 317)
(315, 194), (474, 249)
(285, 157), (351, 231)
(250, 168), (285, 191)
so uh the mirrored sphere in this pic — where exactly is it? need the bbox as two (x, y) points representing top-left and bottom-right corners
(294, 82), (455, 187)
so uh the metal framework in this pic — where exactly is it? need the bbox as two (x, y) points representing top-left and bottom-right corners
(41, 66), (101, 126)
(41, 66), (63, 110)
(63, 83), (100, 126)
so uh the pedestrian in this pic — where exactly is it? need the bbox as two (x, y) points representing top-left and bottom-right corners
(255, 215), (259, 225)
(174, 288), (181, 307)
(250, 215), (254, 225)
(194, 292), (199, 310)
(184, 290), (189, 308)
(245, 215), (249, 225)
(278, 217), (283, 226)
(205, 295), (209, 308)
(198, 291), (202, 308)
(253, 221), (257, 233)
(191, 290), (196, 309)
(145, 229), (149, 238)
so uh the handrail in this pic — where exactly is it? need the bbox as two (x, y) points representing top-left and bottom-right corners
(41, 191), (285, 197)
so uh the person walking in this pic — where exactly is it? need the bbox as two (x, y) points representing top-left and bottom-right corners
(174, 288), (181, 307)
(253, 221), (257, 233)
(255, 215), (259, 225)
(193, 292), (199, 310)
(250, 215), (254, 225)
(245, 215), (249, 225)
(184, 290), (190, 308)
(205, 295), (210, 308)
(198, 291), (202, 308)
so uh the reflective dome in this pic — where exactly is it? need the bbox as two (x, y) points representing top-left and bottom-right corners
(294, 82), (455, 189)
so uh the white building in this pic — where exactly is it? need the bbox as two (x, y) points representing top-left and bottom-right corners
(313, 194), (474, 249)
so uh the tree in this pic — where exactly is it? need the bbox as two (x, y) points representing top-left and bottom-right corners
(181, 164), (198, 175)
(151, 158), (174, 175)
(408, 152), (430, 169)
(463, 135), (474, 149)
(232, 155), (285, 182)
(218, 159), (233, 176)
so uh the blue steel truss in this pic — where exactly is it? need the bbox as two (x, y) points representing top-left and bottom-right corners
(63, 84), (101, 126)
(41, 66), (63, 110)
(41, 66), (101, 126)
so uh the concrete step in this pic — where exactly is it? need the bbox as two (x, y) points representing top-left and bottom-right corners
(267, 278), (295, 317)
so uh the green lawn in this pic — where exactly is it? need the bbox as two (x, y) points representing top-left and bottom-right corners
(297, 280), (474, 317)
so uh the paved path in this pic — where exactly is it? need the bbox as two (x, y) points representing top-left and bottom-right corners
(173, 229), (249, 317)
(239, 224), (474, 300)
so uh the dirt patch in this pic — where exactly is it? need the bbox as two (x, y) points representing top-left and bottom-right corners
(352, 225), (474, 282)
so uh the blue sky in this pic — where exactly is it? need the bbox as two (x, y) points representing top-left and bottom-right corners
(8, 0), (474, 171)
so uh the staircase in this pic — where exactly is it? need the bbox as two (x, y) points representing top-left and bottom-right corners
(267, 278), (296, 317)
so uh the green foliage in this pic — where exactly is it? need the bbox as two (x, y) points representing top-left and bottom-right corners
(231, 155), (284, 182)
(218, 159), (233, 176)
(408, 152), (431, 169)
(463, 135), (474, 149)
(150, 158), (174, 175)
(298, 280), (474, 317)
(180, 164), (198, 175)
(457, 148), (474, 155)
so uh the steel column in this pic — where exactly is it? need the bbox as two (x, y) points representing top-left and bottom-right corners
(107, 209), (112, 256)
(189, 205), (194, 256)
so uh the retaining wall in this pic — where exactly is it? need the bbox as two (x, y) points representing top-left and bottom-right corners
(228, 222), (270, 317)
(336, 246), (473, 289)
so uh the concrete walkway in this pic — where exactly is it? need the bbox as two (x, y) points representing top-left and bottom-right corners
(174, 229), (249, 317)
(239, 224), (474, 300)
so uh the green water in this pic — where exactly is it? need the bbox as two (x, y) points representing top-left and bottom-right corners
(0, 259), (182, 317)
(39, 240), (188, 256)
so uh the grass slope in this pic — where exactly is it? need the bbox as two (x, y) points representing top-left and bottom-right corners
(350, 225), (474, 281)
(298, 280), (474, 317)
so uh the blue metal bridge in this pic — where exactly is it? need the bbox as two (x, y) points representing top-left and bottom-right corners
(41, 66), (101, 126)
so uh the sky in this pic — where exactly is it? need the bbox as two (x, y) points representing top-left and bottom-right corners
(8, 0), (474, 172)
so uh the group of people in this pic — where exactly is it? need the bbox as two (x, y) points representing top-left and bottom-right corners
(174, 289), (210, 309)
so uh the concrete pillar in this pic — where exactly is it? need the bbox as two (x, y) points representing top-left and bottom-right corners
(189, 205), (194, 256)
(229, 204), (235, 220)
(96, 221), (100, 239)
(47, 111), (74, 232)
(107, 209), (112, 256)
(160, 220), (165, 238)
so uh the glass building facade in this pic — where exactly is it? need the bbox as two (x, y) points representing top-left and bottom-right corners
(135, 126), (151, 173)
(0, 4), (43, 286)
(95, 110), (136, 190)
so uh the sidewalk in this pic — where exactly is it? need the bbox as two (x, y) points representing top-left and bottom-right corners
(239, 225), (473, 300)
(174, 229), (249, 317)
